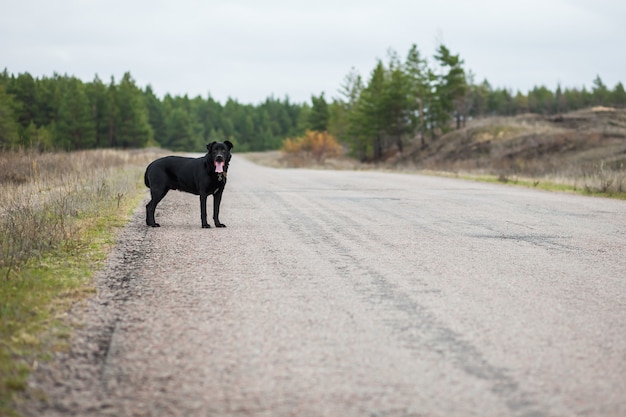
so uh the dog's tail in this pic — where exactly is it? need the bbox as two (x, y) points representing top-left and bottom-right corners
(144, 167), (150, 188)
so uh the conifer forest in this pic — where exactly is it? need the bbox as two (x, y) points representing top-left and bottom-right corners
(1, 43), (624, 161)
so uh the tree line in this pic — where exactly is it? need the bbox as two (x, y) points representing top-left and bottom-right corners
(0, 70), (308, 152)
(1, 43), (624, 158)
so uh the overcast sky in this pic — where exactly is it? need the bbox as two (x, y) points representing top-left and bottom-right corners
(1, 0), (624, 104)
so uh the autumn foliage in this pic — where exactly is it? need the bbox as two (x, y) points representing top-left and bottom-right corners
(282, 130), (343, 162)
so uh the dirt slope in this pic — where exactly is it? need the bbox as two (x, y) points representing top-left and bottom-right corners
(397, 107), (626, 175)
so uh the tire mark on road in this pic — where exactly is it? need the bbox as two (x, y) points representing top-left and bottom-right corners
(275, 188), (550, 417)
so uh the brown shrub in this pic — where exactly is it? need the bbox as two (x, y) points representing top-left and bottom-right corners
(282, 130), (343, 164)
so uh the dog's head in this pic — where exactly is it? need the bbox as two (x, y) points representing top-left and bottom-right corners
(206, 141), (233, 179)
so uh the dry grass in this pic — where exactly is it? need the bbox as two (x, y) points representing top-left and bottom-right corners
(0, 148), (165, 279)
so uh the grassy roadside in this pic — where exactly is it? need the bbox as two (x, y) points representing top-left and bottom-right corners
(242, 152), (626, 200)
(435, 171), (626, 200)
(0, 149), (163, 416)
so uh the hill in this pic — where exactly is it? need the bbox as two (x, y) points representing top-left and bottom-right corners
(397, 107), (626, 173)
(393, 107), (626, 194)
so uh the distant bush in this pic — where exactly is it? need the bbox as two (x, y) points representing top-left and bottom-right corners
(281, 130), (343, 164)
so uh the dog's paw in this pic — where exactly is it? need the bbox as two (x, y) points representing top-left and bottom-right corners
(202, 224), (211, 228)
(149, 223), (161, 227)
(215, 223), (227, 228)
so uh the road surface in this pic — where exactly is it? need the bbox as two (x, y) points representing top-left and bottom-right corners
(20, 155), (626, 416)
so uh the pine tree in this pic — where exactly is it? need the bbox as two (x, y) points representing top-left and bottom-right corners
(555, 84), (569, 113)
(360, 60), (387, 160)
(35, 75), (61, 128)
(115, 72), (152, 147)
(528, 86), (554, 114)
(384, 51), (410, 153)
(433, 44), (467, 130)
(105, 77), (119, 147)
(332, 67), (363, 156)
(86, 75), (110, 147)
(489, 87), (514, 115)
(165, 108), (195, 151)
(190, 95), (214, 144)
(56, 77), (96, 150)
(592, 75), (609, 106)
(143, 85), (167, 146)
(514, 91), (529, 114)
(10, 72), (37, 129)
(612, 82), (626, 108)
(0, 84), (19, 147)
(405, 44), (430, 147)
(309, 93), (329, 132)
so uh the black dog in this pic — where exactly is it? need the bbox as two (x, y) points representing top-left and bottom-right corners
(144, 141), (233, 228)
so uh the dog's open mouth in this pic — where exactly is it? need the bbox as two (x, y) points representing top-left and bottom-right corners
(215, 161), (224, 173)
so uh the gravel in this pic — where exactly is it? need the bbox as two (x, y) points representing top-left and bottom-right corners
(16, 155), (626, 417)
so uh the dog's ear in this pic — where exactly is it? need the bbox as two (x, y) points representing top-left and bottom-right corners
(206, 142), (216, 153)
(224, 140), (234, 151)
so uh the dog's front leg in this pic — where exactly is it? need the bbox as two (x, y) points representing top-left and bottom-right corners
(200, 194), (211, 228)
(213, 189), (226, 228)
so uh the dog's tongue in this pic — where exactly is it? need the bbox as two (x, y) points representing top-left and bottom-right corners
(215, 161), (224, 173)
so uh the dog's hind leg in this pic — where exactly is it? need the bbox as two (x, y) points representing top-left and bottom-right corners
(146, 188), (168, 227)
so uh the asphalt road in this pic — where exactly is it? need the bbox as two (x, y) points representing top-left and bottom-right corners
(21, 155), (626, 417)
